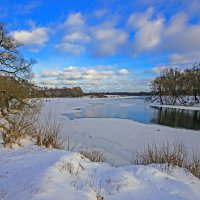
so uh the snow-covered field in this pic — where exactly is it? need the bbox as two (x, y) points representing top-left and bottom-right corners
(1, 97), (200, 200)
(0, 144), (200, 200)
(40, 97), (200, 165)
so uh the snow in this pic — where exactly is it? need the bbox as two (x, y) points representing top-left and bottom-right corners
(1, 97), (200, 200)
(148, 103), (200, 111)
(40, 98), (200, 166)
(0, 145), (200, 200)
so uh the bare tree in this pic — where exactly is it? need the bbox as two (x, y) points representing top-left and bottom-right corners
(149, 65), (200, 105)
(0, 23), (36, 112)
(0, 23), (35, 79)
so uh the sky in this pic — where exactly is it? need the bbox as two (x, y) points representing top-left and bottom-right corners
(1, 0), (200, 92)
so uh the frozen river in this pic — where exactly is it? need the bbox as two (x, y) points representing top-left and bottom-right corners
(41, 97), (200, 165)
(64, 97), (200, 130)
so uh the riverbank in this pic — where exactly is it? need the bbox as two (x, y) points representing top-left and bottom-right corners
(148, 103), (200, 111)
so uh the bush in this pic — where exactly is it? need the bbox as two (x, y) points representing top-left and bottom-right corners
(0, 107), (64, 150)
(79, 149), (106, 162)
(35, 115), (64, 149)
(131, 142), (200, 179)
(1, 108), (38, 148)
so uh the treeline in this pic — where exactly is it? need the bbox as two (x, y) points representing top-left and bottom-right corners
(85, 91), (153, 97)
(0, 76), (31, 110)
(0, 75), (84, 112)
(149, 64), (200, 105)
(1, 76), (84, 98)
(34, 86), (84, 98)
(104, 92), (153, 96)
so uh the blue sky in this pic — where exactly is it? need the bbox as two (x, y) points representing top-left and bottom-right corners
(1, 0), (200, 92)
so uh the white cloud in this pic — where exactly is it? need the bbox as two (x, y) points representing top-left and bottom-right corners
(40, 80), (78, 86)
(56, 12), (89, 56)
(12, 27), (48, 47)
(64, 13), (85, 27)
(38, 66), (134, 90)
(14, 0), (42, 14)
(55, 42), (85, 56)
(36, 65), (152, 92)
(82, 69), (115, 80)
(118, 69), (129, 75)
(85, 69), (97, 75)
(162, 15), (200, 53)
(59, 71), (82, 80)
(165, 13), (187, 35)
(41, 70), (61, 77)
(150, 66), (168, 75)
(169, 52), (200, 65)
(99, 71), (114, 75)
(64, 66), (77, 71)
(94, 9), (108, 18)
(58, 13), (128, 57)
(127, 8), (200, 63)
(128, 8), (164, 54)
(148, 65), (180, 75)
(91, 26), (128, 56)
(63, 31), (90, 43)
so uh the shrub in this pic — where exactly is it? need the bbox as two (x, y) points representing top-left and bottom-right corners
(1, 107), (38, 147)
(80, 149), (105, 162)
(58, 161), (74, 174)
(131, 142), (200, 179)
(35, 115), (64, 149)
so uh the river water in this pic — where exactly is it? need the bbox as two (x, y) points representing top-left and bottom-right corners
(65, 97), (200, 130)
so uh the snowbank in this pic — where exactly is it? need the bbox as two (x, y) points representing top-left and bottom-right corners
(0, 145), (200, 200)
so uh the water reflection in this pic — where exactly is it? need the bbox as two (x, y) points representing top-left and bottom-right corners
(65, 98), (200, 130)
(151, 107), (200, 130)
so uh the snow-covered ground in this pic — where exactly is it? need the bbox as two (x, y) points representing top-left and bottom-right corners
(1, 97), (200, 200)
(40, 98), (200, 165)
(0, 144), (200, 200)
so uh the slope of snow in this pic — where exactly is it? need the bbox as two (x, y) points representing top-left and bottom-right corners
(0, 145), (200, 200)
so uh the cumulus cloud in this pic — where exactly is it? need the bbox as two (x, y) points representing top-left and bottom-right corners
(64, 66), (77, 71)
(64, 13), (85, 27)
(58, 12), (127, 57)
(56, 9), (200, 60)
(55, 12), (89, 56)
(63, 31), (90, 43)
(59, 71), (82, 80)
(169, 52), (200, 65)
(12, 27), (48, 49)
(127, 8), (200, 61)
(162, 15), (200, 53)
(94, 9), (108, 18)
(84, 69), (97, 75)
(40, 80), (78, 86)
(118, 69), (129, 75)
(41, 70), (61, 77)
(128, 8), (163, 54)
(149, 66), (168, 75)
(55, 42), (85, 56)
(14, 0), (42, 14)
(40, 67), (116, 81)
(37, 66), (135, 91)
(91, 26), (128, 56)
